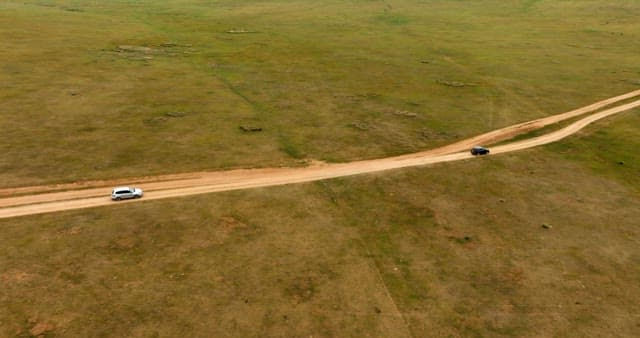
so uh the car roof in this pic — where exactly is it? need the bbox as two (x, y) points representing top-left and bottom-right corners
(113, 186), (131, 191)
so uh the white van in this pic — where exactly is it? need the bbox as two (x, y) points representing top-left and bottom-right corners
(111, 187), (143, 201)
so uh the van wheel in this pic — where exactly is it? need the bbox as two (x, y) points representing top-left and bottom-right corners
(134, 195), (140, 199)
(115, 197), (121, 201)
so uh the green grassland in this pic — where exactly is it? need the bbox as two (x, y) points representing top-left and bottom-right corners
(2, 1), (640, 337)
(1, 114), (639, 337)
(1, 0), (639, 186)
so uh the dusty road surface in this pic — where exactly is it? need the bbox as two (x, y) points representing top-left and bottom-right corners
(1, 90), (639, 219)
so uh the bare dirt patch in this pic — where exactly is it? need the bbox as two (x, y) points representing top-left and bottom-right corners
(1, 270), (33, 284)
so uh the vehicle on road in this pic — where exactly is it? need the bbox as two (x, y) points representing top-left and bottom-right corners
(111, 187), (143, 201)
(470, 146), (490, 156)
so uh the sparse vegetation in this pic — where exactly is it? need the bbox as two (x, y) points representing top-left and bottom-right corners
(1, 0), (639, 186)
(1, 0), (639, 337)
(2, 117), (640, 336)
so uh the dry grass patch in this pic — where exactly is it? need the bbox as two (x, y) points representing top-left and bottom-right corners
(3, 124), (639, 336)
(2, 0), (640, 186)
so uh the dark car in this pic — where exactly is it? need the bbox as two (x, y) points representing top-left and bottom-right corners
(470, 146), (490, 156)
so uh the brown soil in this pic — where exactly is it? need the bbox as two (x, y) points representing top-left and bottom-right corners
(1, 90), (639, 219)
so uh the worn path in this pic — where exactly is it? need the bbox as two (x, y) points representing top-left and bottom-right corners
(1, 90), (639, 219)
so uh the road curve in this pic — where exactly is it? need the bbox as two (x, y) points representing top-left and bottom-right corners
(1, 91), (639, 219)
(3, 88), (640, 198)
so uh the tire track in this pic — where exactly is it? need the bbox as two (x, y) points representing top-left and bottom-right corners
(1, 91), (639, 219)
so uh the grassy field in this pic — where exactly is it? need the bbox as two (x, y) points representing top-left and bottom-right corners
(2, 0), (640, 337)
(1, 113), (639, 337)
(1, 0), (639, 186)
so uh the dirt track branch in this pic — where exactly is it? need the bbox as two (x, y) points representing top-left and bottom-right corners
(1, 90), (639, 219)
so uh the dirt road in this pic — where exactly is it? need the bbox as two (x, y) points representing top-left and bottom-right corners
(1, 90), (639, 219)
